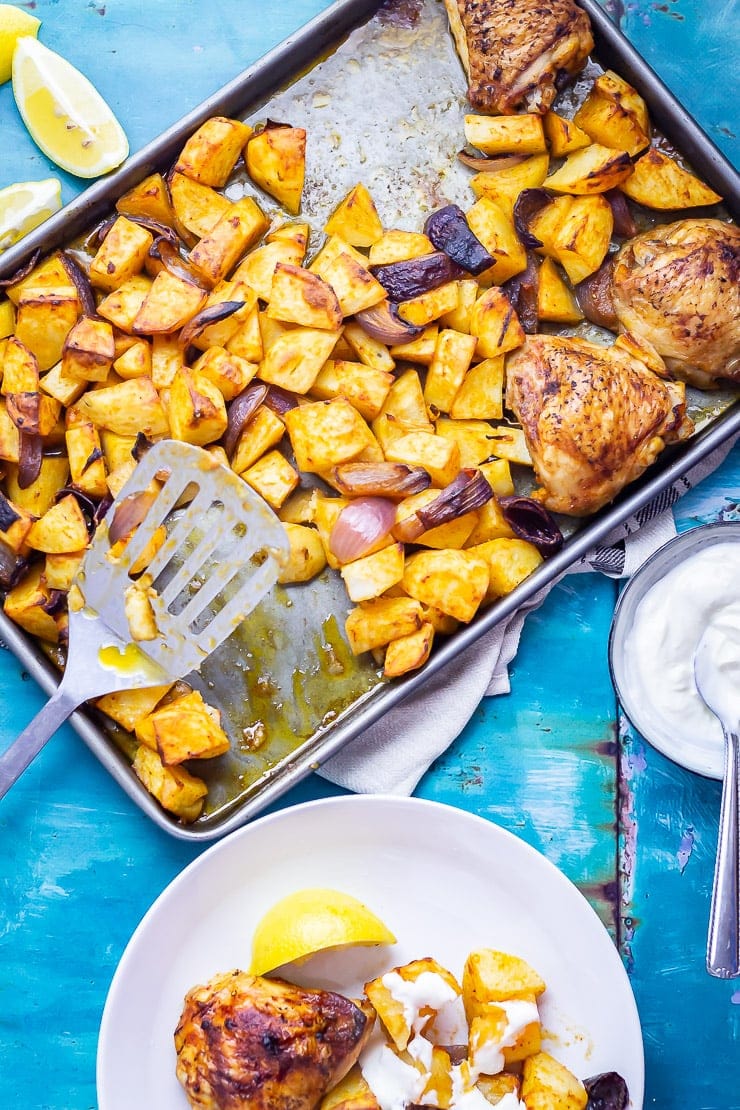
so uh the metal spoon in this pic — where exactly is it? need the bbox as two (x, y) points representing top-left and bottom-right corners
(694, 627), (740, 978)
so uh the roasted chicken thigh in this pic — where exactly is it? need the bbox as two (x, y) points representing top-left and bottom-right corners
(444, 0), (594, 114)
(505, 333), (692, 516)
(174, 972), (373, 1110)
(611, 218), (740, 389)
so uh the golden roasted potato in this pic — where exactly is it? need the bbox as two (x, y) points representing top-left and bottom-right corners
(469, 286), (525, 359)
(131, 744), (208, 821)
(462, 948), (547, 1018)
(319, 1065), (380, 1110)
(464, 113), (547, 156)
(324, 182), (384, 247)
(449, 356), (504, 421)
(620, 147), (723, 209)
(284, 398), (377, 473)
(543, 143), (633, 195)
(311, 358), (394, 421)
(267, 263), (342, 330)
(169, 171), (233, 239)
(471, 537), (543, 601)
(278, 522), (327, 584)
(260, 327), (340, 394)
(536, 257), (584, 324)
(573, 70), (651, 157)
(189, 196), (269, 286)
(135, 689), (230, 764)
(466, 196), (527, 285)
(174, 115), (252, 187)
(520, 1052), (588, 1110)
(402, 547), (489, 622)
(3, 563), (60, 642)
(62, 316), (115, 383)
(95, 685), (173, 732)
(88, 216), (153, 293)
(383, 620), (435, 679)
(246, 124), (307, 215)
(542, 111), (590, 157)
(344, 595), (424, 655)
(340, 542), (404, 602)
(365, 957), (461, 1051)
(469, 154), (550, 216)
(242, 449), (300, 511)
(75, 377), (169, 437)
(424, 328), (478, 414)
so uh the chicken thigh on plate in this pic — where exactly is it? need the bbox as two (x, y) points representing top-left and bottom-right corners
(611, 218), (740, 389)
(444, 0), (594, 114)
(175, 971), (374, 1110)
(505, 333), (692, 516)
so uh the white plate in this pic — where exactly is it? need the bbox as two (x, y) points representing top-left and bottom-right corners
(97, 795), (644, 1108)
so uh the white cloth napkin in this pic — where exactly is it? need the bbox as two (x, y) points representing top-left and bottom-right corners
(317, 435), (739, 794)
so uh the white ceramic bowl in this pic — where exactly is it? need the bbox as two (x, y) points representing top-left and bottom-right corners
(609, 520), (740, 779)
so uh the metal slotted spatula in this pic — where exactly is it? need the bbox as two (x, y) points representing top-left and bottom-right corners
(0, 439), (288, 800)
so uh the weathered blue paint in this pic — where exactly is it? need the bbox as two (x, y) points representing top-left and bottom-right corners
(0, 1), (739, 1107)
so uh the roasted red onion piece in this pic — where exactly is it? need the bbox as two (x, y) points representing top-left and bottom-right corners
(7, 392), (40, 435)
(39, 588), (66, 616)
(0, 538), (27, 590)
(17, 432), (43, 489)
(223, 383), (269, 459)
(370, 251), (466, 303)
(132, 433), (155, 462)
(498, 495), (564, 555)
(457, 150), (528, 173)
(331, 462), (431, 500)
(503, 252), (539, 334)
(329, 496), (397, 562)
(576, 259), (618, 330)
(108, 490), (158, 545)
(605, 189), (638, 239)
(513, 189), (550, 250)
(584, 1072), (629, 1110)
(263, 385), (300, 416)
(178, 300), (243, 348)
(354, 301), (423, 344)
(152, 238), (208, 288)
(0, 249), (40, 288)
(394, 469), (493, 543)
(60, 252), (97, 317)
(0, 491), (21, 532)
(423, 205), (497, 276)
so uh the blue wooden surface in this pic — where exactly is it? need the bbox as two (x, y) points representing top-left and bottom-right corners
(0, 1), (739, 1107)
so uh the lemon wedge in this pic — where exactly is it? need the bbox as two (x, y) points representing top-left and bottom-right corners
(12, 37), (129, 178)
(0, 177), (62, 254)
(0, 4), (39, 85)
(249, 887), (396, 976)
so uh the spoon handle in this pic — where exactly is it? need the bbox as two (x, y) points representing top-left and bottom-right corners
(707, 727), (740, 978)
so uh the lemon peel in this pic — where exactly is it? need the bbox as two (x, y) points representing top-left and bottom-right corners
(12, 37), (128, 178)
(0, 177), (62, 254)
(249, 887), (396, 975)
(0, 4), (39, 85)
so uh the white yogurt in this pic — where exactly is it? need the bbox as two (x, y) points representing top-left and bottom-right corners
(621, 542), (740, 760)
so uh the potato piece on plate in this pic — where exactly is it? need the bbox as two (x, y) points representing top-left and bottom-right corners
(97, 274), (152, 334)
(396, 281), (460, 328)
(5, 455), (69, 517)
(402, 548), (489, 622)
(65, 419), (107, 499)
(380, 367), (430, 426)
(424, 328), (477, 414)
(342, 321), (396, 374)
(472, 537), (543, 601)
(14, 289), (80, 371)
(175, 116), (251, 187)
(368, 229), (434, 266)
(469, 154), (549, 216)
(520, 1052), (588, 1110)
(547, 195), (614, 284)
(0, 490), (35, 552)
(0, 400), (20, 463)
(95, 684), (173, 732)
(3, 563), (60, 643)
(278, 522), (326, 584)
(620, 147), (723, 209)
(464, 113), (546, 156)
(385, 430), (460, 488)
(365, 957), (462, 1051)
(319, 1065), (380, 1110)
(449, 355), (504, 421)
(192, 346), (256, 401)
(233, 238), (306, 302)
(324, 182), (383, 247)
(230, 406), (285, 475)
(466, 196), (527, 285)
(320, 250), (387, 318)
(543, 143), (633, 194)
(463, 949), (547, 1017)
(246, 125), (307, 215)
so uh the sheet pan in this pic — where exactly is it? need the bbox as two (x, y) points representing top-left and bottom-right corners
(1, 0), (738, 840)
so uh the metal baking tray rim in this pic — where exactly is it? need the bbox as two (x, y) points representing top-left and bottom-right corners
(1, 0), (739, 840)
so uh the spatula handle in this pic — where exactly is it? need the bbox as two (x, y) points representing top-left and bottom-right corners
(0, 682), (81, 800)
(707, 727), (740, 978)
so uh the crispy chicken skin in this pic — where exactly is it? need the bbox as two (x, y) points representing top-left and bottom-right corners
(611, 219), (740, 389)
(505, 333), (692, 516)
(444, 0), (594, 114)
(174, 971), (374, 1110)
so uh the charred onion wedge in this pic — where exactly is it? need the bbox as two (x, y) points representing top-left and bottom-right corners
(223, 383), (269, 460)
(354, 300), (423, 344)
(576, 258), (618, 330)
(370, 251), (466, 302)
(423, 204), (497, 276)
(331, 462), (432, 500)
(394, 469), (494, 543)
(498, 495), (564, 555)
